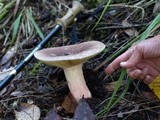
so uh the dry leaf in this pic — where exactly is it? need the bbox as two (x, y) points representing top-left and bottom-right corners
(10, 91), (24, 97)
(142, 91), (158, 100)
(37, 85), (49, 93)
(122, 21), (138, 37)
(153, 2), (160, 14)
(0, 87), (7, 96)
(74, 98), (95, 120)
(0, 67), (14, 81)
(61, 94), (76, 114)
(0, 67), (22, 95)
(44, 109), (61, 120)
(105, 81), (117, 92)
(0, 66), (22, 81)
(13, 0), (20, 16)
(15, 103), (41, 120)
(105, 81), (124, 92)
(0, 33), (3, 39)
(0, 47), (16, 66)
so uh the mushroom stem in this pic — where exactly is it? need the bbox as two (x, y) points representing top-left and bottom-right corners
(63, 63), (91, 102)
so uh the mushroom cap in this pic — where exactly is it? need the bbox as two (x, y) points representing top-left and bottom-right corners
(34, 41), (105, 68)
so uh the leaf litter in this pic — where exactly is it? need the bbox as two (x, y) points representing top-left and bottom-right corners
(15, 103), (41, 120)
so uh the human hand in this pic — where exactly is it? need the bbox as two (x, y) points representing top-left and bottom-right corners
(105, 35), (160, 84)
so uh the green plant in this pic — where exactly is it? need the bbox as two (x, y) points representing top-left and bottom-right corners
(0, 0), (16, 21)
(96, 12), (160, 118)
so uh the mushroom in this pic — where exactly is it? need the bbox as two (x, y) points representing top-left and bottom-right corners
(34, 41), (105, 102)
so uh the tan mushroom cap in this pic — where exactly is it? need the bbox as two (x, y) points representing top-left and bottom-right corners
(34, 41), (105, 68)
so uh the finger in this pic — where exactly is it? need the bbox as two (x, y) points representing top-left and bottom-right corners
(127, 68), (142, 79)
(105, 50), (132, 74)
(120, 46), (143, 68)
(142, 67), (148, 76)
(137, 68), (148, 80)
(144, 75), (155, 84)
(136, 63), (159, 78)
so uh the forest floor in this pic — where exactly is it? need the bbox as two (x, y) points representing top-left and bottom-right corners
(0, 0), (160, 120)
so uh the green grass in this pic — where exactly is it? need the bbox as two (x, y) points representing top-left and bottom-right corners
(26, 9), (45, 75)
(91, 0), (112, 31)
(96, 9), (160, 118)
(11, 12), (22, 47)
(97, 69), (131, 117)
(27, 9), (44, 39)
(0, 0), (16, 21)
(104, 13), (160, 65)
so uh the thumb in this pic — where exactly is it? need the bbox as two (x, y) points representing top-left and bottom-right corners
(120, 48), (142, 68)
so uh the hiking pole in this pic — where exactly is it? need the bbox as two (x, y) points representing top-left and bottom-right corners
(0, 1), (84, 91)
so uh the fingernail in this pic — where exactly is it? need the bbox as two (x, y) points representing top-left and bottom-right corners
(120, 62), (126, 67)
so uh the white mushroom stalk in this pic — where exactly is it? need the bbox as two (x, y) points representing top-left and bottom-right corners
(64, 64), (91, 102)
(34, 41), (105, 103)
